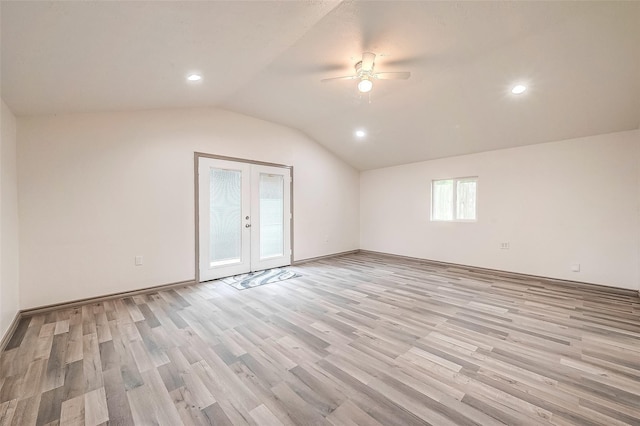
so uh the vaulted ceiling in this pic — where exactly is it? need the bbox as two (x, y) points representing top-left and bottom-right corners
(2, 1), (639, 170)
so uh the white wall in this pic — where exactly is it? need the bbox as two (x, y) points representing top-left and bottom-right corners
(361, 130), (640, 290)
(1, 100), (20, 337)
(18, 108), (359, 309)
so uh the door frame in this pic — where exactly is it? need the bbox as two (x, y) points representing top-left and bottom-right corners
(194, 152), (294, 284)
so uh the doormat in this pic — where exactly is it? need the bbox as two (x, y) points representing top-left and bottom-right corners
(221, 268), (301, 290)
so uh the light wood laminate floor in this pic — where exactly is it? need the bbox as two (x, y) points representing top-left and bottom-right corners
(1, 252), (639, 425)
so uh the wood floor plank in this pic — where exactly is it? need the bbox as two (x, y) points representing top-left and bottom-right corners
(0, 399), (17, 425)
(327, 399), (384, 426)
(84, 387), (108, 426)
(59, 394), (84, 426)
(249, 404), (284, 426)
(102, 367), (134, 425)
(7, 393), (40, 426)
(125, 383), (159, 425)
(1, 252), (639, 425)
(35, 386), (65, 426)
(5, 317), (32, 351)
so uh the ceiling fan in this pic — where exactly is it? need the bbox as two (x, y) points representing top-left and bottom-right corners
(321, 52), (411, 93)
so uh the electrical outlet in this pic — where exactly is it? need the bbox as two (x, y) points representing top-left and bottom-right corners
(571, 263), (580, 272)
(500, 242), (510, 250)
(135, 256), (143, 266)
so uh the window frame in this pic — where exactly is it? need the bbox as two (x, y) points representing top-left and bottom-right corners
(430, 176), (478, 222)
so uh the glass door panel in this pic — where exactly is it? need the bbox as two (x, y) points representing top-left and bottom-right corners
(251, 165), (291, 271)
(259, 173), (284, 259)
(198, 157), (291, 282)
(209, 168), (242, 266)
(198, 158), (251, 281)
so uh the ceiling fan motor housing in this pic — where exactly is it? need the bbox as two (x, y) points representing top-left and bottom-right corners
(355, 60), (374, 77)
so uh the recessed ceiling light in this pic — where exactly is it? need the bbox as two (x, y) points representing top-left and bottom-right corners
(355, 130), (366, 138)
(511, 84), (526, 94)
(187, 74), (202, 82)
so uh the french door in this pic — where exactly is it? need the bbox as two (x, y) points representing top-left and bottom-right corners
(198, 157), (292, 282)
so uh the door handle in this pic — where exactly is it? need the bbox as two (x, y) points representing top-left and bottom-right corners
(245, 224), (251, 228)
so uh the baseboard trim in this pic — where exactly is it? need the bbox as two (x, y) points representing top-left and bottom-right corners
(0, 311), (22, 353)
(292, 249), (360, 266)
(359, 249), (639, 297)
(18, 250), (361, 316)
(12, 247), (640, 323)
(21, 279), (196, 317)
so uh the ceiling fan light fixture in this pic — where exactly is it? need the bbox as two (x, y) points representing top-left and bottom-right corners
(358, 78), (373, 93)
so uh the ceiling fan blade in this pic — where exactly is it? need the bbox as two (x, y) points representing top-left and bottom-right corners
(374, 71), (411, 80)
(384, 55), (431, 67)
(361, 52), (376, 72)
(321, 75), (357, 83)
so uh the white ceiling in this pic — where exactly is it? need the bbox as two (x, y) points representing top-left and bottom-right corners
(2, 1), (639, 170)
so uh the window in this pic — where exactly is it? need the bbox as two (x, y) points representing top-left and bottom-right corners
(431, 177), (477, 221)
